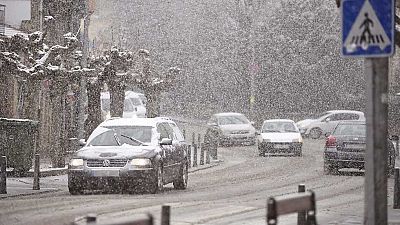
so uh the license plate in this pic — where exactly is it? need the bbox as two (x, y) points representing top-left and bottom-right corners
(345, 143), (365, 149)
(92, 170), (120, 177)
(275, 144), (289, 149)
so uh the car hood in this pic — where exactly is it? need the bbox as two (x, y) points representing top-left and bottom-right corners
(76, 145), (157, 159)
(260, 132), (302, 142)
(296, 119), (317, 128)
(220, 124), (255, 131)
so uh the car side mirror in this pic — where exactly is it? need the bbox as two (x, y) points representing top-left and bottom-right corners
(160, 138), (173, 145)
(207, 122), (218, 127)
(391, 135), (399, 141)
(79, 139), (87, 147)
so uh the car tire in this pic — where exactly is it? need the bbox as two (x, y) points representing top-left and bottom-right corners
(324, 161), (338, 175)
(149, 164), (164, 194)
(68, 178), (84, 195)
(295, 148), (302, 157)
(173, 162), (188, 190)
(309, 128), (322, 139)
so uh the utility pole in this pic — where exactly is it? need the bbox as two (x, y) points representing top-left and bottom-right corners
(77, 0), (90, 139)
(364, 57), (389, 225)
(339, 0), (394, 224)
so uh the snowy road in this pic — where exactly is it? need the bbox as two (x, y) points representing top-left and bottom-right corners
(0, 138), (381, 225)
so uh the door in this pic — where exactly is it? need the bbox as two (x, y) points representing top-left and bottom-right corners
(157, 123), (176, 183)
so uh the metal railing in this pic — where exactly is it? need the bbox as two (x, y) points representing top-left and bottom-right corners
(0, 4), (5, 35)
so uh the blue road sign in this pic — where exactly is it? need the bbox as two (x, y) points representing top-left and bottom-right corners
(342, 0), (394, 57)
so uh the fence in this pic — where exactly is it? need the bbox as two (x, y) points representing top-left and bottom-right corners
(186, 132), (218, 168)
(0, 4), (4, 35)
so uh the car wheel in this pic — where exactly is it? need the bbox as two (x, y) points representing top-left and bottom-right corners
(309, 128), (322, 139)
(258, 145), (265, 157)
(173, 162), (188, 190)
(295, 148), (302, 157)
(149, 164), (164, 194)
(68, 178), (84, 195)
(324, 161), (338, 175)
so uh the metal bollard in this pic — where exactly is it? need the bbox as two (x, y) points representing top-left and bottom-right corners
(197, 134), (201, 148)
(187, 145), (192, 168)
(200, 143), (205, 165)
(394, 168), (400, 209)
(33, 154), (40, 190)
(192, 132), (195, 146)
(206, 142), (211, 164)
(161, 205), (170, 225)
(193, 144), (198, 167)
(86, 214), (97, 223)
(0, 156), (6, 194)
(298, 184), (306, 225)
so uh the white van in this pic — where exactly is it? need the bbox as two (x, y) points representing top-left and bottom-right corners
(100, 91), (147, 120)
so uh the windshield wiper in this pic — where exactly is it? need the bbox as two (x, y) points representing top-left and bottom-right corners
(264, 130), (281, 133)
(113, 132), (121, 146)
(120, 134), (147, 146)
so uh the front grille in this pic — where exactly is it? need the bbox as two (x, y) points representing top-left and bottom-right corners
(231, 130), (249, 134)
(86, 159), (128, 167)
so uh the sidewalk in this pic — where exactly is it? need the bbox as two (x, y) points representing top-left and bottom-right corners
(0, 158), (223, 199)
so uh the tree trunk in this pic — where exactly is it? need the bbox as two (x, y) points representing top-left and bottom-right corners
(109, 82), (125, 118)
(85, 80), (102, 139)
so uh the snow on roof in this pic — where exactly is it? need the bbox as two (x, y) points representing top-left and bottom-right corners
(3, 26), (28, 38)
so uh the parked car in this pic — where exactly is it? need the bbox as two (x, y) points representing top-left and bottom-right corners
(323, 121), (395, 175)
(100, 91), (147, 120)
(257, 119), (303, 157)
(296, 110), (365, 139)
(206, 112), (256, 146)
(68, 117), (188, 194)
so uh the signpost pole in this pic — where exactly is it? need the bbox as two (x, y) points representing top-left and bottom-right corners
(364, 57), (389, 225)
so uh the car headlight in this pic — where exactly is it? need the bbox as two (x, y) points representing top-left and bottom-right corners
(292, 138), (303, 143)
(130, 158), (152, 167)
(70, 158), (84, 167)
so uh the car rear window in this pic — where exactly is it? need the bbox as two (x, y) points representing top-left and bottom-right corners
(218, 115), (249, 125)
(333, 124), (365, 136)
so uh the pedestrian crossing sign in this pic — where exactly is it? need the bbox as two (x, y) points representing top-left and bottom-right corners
(342, 0), (394, 57)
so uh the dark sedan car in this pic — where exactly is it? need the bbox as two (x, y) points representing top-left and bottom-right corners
(323, 121), (395, 175)
(68, 117), (188, 194)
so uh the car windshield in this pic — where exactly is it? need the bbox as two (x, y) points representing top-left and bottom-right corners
(333, 124), (366, 136)
(88, 126), (152, 146)
(130, 98), (142, 106)
(262, 122), (298, 133)
(218, 115), (249, 125)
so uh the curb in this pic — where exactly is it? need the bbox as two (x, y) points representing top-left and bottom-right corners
(6, 167), (68, 178)
(0, 188), (60, 199)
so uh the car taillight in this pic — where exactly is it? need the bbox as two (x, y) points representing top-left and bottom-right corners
(326, 135), (337, 147)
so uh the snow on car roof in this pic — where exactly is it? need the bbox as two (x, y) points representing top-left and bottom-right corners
(326, 110), (364, 114)
(214, 112), (246, 117)
(99, 117), (172, 127)
(263, 119), (295, 123)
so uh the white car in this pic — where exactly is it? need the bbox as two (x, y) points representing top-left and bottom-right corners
(296, 110), (365, 139)
(257, 119), (303, 157)
(100, 91), (147, 120)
